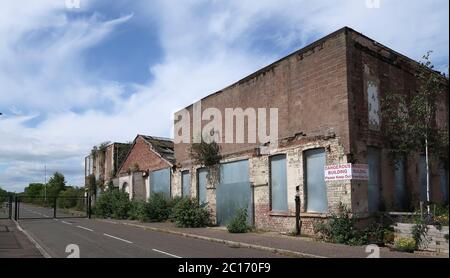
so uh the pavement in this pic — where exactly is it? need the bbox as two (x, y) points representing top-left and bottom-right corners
(5, 202), (448, 258)
(100, 220), (448, 258)
(0, 219), (43, 258)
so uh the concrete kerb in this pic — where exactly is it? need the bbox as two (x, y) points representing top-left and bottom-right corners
(96, 219), (326, 258)
(12, 219), (51, 258)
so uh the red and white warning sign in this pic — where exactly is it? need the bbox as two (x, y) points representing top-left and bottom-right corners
(324, 164), (369, 181)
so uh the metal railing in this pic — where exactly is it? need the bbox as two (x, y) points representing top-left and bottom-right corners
(14, 195), (91, 220)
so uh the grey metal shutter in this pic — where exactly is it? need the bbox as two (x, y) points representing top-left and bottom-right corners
(368, 147), (381, 212)
(150, 168), (171, 197)
(305, 149), (328, 213)
(182, 171), (190, 198)
(197, 168), (208, 204)
(270, 155), (288, 212)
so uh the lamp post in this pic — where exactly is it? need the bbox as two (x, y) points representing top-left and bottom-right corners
(44, 164), (47, 202)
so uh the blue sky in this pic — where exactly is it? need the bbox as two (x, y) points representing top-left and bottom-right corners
(0, 0), (449, 192)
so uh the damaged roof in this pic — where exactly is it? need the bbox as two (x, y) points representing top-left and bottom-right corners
(140, 135), (175, 165)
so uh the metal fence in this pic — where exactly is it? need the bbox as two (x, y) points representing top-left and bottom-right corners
(14, 195), (91, 220)
(0, 196), (12, 219)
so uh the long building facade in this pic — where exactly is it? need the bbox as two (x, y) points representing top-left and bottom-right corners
(172, 27), (449, 234)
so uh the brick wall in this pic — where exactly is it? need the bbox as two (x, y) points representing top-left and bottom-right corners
(174, 28), (351, 165)
(119, 136), (171, 175)
(171, 27), (448, 234)
(346, 29), (449, 212)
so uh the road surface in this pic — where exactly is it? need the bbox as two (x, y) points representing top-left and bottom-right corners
(17, 203), (287, 258)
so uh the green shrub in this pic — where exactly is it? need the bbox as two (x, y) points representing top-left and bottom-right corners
(382, 229), (395, 245)
(227, 207), (251, 233)
(58, 187), (85, 210)
(314, 204), (364, 245)
(128, 200), (148, 221)
(433, 204), (449, 226)
(362, 222), (385, 244)
(394, 237), (416, 253)
(94, 189), (131, 219)
(144, 193), (172, 222)
(171, 198), (211, 227)
(168, 196), (184, 222)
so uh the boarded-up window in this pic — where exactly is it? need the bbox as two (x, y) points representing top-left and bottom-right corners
(394, 156), (407, 210)
(150, 168), (171, 197)
(304, 149), (327, 213)
(270, 155), (288, 212)
(182, 171), (190, 198)
(368, 147), (381, 212)
(368, 81), (380, 131)
(197, 168), (208, 204)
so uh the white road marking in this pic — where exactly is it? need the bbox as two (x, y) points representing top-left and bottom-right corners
(42, 214), (50, 218)
(152, 248), (182, 258)
(62, 220), (72, 225)
(103, 233), (133, 244)
(53, 219), (59, 221)
(77, 225), (94, 232)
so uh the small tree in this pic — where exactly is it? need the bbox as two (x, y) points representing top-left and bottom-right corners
(381, 51), (448, 213)
(189, 139), (221, 167)
(189, 137), (222, 188)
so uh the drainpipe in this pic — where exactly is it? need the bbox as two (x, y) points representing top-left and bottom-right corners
(295, 186), (301, 236)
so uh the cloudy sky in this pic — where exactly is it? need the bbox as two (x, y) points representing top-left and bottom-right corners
(0, 0), (448, 192)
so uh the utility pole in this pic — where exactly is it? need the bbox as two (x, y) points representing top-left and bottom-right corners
(425, 137), (431, 215)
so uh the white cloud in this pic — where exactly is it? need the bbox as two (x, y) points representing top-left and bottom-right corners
(0, 0), (448, 191)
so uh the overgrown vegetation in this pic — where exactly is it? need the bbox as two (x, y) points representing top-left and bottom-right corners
(189, 138), (221, 167)
(57, 187), (85, 211)
(144, 193), (172, 222)
(20, 173), (85, 211)
(93, 189), (131, 219)
(0, 187), (13, 199)
(94, 190), (211, 228)
(227, 207), (251, 233)
(171, 198), (211, 228)
(381, 52), (448, 210)
(314, 204), (363, 245)
(394, 237), (416, 253)
(313, 203), (395, 246)
(412, 217), (430, 250)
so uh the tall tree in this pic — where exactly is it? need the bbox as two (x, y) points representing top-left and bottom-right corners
(381, 51), (449, 213)
(47, 172), (67, 198)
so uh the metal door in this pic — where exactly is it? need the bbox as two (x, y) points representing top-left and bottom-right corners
(305, 149), (328, 213)
(368, 147), (381, 212)
(216, 160), (252, 226)
(394, 156), (407, 210)
(440, 162), (449, 204)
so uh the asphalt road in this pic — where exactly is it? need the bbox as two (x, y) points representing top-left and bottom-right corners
(17, 203), (287, 258)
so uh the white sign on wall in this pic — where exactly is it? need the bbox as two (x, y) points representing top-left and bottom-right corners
(324, 164), (369, 181)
